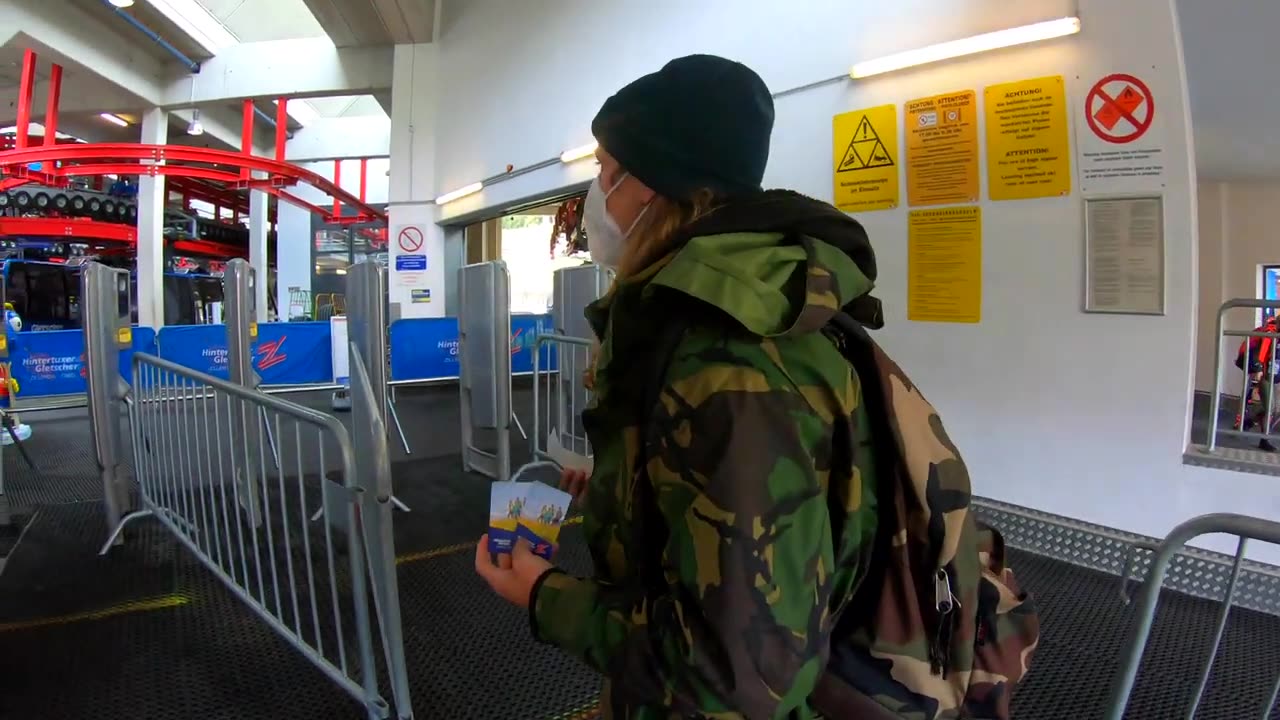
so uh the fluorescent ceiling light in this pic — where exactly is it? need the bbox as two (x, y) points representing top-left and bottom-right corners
(850, 17), (1081, 79)
(560, 141), (598, 163)
(435, 182), (483, 205)
(275, 99), (319, 127)
(143, 0), (239, 55)
(99, 113), (130, 128)
(109, 0), (135, 7)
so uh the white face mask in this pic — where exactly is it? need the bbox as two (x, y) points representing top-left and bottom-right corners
(584, 171), (649, 269)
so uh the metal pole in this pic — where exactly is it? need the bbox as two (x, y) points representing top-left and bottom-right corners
(15, 49), (36, 150)
(1209, 302), (1228, 451)
(224, 259), (266, 521)
(1103, 513), (1280, 720)
(1184, 538), (1247, 719)
(43, 64), (62, 145)
(346, 261), (409, 510)
(82, 263), (133, 538)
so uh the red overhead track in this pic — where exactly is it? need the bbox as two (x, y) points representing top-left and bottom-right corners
(3, 48), (385, 236)
(0, 144), (386, 224)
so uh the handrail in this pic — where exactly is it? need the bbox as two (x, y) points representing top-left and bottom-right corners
(1206, 298), (1280, 451)
(1104, 513), (1280, 720)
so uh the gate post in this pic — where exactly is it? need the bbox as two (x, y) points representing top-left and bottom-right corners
(82, 262), (134, 536)
(458, 260), (511, 481)
(223, 258), (264, 525)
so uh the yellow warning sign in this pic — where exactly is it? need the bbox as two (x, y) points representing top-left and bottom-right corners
(906, 90), (979, 207)
(908, 206), (982, 324)
(116, 327), (132, 345)
(984, 76), (1071, 201)
(833, 105), (899, 212)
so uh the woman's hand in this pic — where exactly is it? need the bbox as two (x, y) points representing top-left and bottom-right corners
(475, 535), (554, 609)
(560, 468), (589, 504)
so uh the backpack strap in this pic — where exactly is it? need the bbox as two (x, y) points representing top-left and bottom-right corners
(631, 313), (694, 599)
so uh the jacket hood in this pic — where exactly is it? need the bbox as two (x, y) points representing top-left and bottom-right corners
(647, 190), (883, 336)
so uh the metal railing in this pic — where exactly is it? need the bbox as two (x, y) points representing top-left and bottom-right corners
(1104, 513), (1280, 720)
(531, 333), (594, 464)
(109, 352), (393, 718)
(1206, 299), (1280, 451)
(85, 259), (413, 719)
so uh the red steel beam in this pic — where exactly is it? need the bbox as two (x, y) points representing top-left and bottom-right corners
(0, 143), (386, 222)
(274, 98), (288, 162)
(15, 50), (37, 150)
(42, 64), (63, 146)
(332, 159), (341, 218)
(359, 157), (368, 203)
(240, 99), (254, 181)
(0, 217), (136, 242)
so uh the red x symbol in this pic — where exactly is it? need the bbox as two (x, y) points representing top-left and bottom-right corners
(1093, 84), (1145, 131)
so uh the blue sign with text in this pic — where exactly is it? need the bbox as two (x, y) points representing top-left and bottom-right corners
(5, 326), (156, 401)
(395, 255), (427, 271)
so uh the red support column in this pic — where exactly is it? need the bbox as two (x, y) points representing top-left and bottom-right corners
(43, 64), (63, 146)
(15, 49), (38, 150)
(240, 98), (254, 180)
(274, 97), (288, 162)
(214, 203), (222, 221)
(359, 158), (368, 203)
(332, 159), (342, 218)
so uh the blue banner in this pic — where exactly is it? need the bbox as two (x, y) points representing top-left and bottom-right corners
(255, 322), (333, 385)
(6, 326), (157, 401)
(158, 324), (230, 379)
(388, 314), (557, 381)
(389, 318), (459, 381)
(511, 314), (556, 375)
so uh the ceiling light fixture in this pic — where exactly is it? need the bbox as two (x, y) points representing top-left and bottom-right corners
(99, 113), (130, 128)
(187, 109), (204, 136)
(560, 141), (598, 163)
(435, 182), (483, 205)
(109, 0), (136, 7)
(849, 17), (1081, 79)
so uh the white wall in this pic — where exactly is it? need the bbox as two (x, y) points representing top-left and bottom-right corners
(427, 0), (1280, 562)
(1195, 182), (1280, 395)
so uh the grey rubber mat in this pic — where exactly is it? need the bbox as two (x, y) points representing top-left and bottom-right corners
(1007, 548), (1280, 720)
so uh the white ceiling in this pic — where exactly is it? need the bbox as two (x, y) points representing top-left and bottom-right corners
(1178, 0), (1280, 181)
(193, 0), (328, 43)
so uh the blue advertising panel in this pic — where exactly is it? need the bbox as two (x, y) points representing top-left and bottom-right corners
(510, 314), (556, 375)
(158, 324), (230, 379)
(389, 317), (459, 381)
(388, 314), (557, 381)
(255, 322), (333, 385)
(5, 326), (157, 400)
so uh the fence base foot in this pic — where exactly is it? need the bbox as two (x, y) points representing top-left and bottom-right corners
(98, 509), (153, 555)
(391, 496), (410, 513)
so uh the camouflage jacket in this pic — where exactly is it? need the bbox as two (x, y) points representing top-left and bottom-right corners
(532, 192), (881, 719)
(531, 192), (1038, 719)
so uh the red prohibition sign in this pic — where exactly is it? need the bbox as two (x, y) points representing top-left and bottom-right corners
(1085, 73), (1155, 145)
(397, 226), (424, 253)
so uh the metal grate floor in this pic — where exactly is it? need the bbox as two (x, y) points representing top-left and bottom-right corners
(0, 392), (1276, 719)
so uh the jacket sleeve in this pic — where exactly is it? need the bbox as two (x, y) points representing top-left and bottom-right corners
(531, 357), (837, 719)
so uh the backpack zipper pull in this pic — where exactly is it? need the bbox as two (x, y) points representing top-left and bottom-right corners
(935, 569), (957, 614)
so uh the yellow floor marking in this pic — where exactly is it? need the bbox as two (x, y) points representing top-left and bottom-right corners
(0, 593), (191, 633)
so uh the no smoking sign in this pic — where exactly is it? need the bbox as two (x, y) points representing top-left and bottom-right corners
(397, 226), (424, 253)
(1085, 73), (1154, 145)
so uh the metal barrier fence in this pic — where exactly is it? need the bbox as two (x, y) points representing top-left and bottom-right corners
(530, 333), (594, 464)
(1104, 513), (1280, 719)
(85, 260), (413, 719)
(1205, 298), (1280, 452)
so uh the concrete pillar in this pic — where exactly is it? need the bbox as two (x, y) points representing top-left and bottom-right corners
(249, 172), (270, 322)
(388, 43), (443, 318)
(136, 108), (167, 328)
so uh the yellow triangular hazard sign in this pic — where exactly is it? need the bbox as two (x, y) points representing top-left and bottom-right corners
(838, 114), (894, 172)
